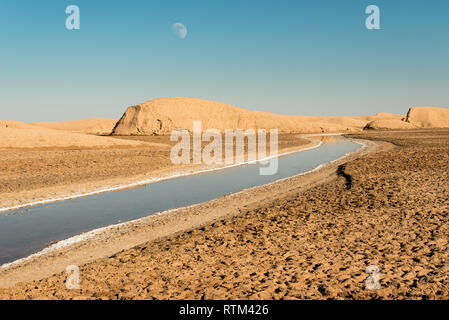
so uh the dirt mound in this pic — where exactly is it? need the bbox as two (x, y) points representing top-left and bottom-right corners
(111, 97), (386, 135)
(0, 127), (146, 149)
(112, 97), (259, 135)
(364, 119), (416, 130)
(406, 107), (449, 128)
(33, 118), (117, 135)
(351, 113), (404, 123)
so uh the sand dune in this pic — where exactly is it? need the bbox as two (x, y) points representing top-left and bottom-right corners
(111, 97), (380, 135)
(3, 100), (447, 149)
(364, 107), (449, 130)
(0, 120), (37, 130)
(406, 107), (449, 128)
(111, 97), (426, 135)
(33, 118), (118, 135)
(0, 127), (146, 149)
(374, 112), (405, 120)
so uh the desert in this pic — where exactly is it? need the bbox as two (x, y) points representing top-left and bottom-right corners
(0, 98), (448, 300)
(1, 98), (447, 211)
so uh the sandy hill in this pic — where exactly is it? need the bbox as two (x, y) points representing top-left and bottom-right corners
(353, 112), (404, 122)
(364, 119), (417, 130)
(405, 107), (449, 128)
(0, 126), (149, 149)
(33, 118), (117, 135)
(374, 112), (405, 120)
(112, 97), (407, 135)
(0, 120), (37, 130)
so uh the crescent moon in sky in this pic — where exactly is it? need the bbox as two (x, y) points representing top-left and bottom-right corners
(172, 22), (187, 39)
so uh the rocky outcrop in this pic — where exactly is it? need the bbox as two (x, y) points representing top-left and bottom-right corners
(111, 98), (449, 135)
(111, 97), (375, 135)
(406, 107), (449, 128)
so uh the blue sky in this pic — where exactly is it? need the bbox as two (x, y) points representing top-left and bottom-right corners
(1, 0), (448, 121)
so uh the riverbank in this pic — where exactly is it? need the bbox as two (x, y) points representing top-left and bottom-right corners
(0, 133), (323, 285)
(2, 130), (448, 299)
(0, 134), (378, 291)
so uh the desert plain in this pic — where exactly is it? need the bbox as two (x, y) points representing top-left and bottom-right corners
(0, 98), (448, 299)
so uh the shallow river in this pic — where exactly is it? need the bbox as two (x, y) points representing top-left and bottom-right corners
(0, 138), (361, 265)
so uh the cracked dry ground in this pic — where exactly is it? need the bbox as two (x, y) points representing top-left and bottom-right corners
(1, 130), (448, 300)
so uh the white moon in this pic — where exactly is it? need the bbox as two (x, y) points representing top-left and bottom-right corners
(172, 22), (187, 39)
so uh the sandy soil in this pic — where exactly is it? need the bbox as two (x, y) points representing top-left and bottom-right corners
(1, 130), (447, 299)
(32, 118), (118, 135)
(0, 134), (374, 295)
(0, 134), (310, 210)
(0, 126), (151, 149)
